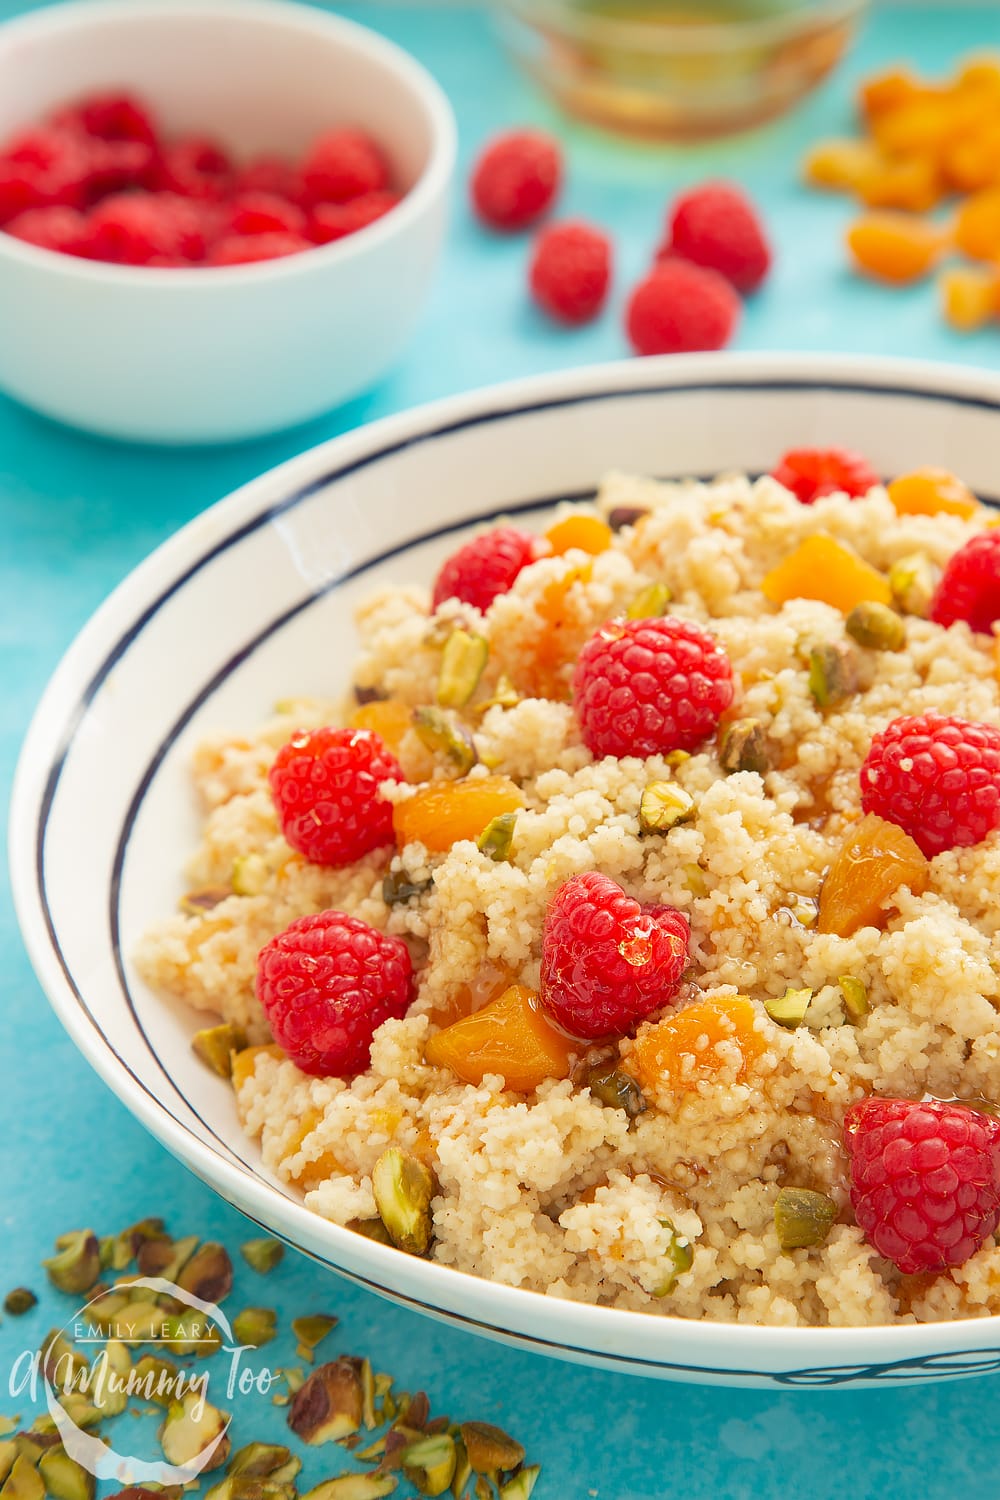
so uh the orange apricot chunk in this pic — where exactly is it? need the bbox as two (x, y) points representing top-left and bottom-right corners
(942, 124), (1000, 193)
(858, 69), (924, 121)
(846, 213), (947, 284)
(870, 98), (959, 159)
(955, 187), (1000, 261)
(349, 698), (413, 757)
(631, 995), (766, 1094)
(817, 813), (929, 938)
(545, 513), (613, 557)
(803, 138), (884, 193)
(424, 983), (576, 1091)
(231, 1043), (285, 1092)
(887, 467), (980, 520)
(940, 264), (1000, 331)
(858, 156), (943, 213)
(392, 774), (523, 852)
(762, 533), (892, 615)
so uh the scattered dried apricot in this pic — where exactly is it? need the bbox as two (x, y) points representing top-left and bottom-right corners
(955, 187), (1000, 260)
(846, 212), (946, 284)
(803, 138), (883, 193)
(544, 513), (613, 557)
(392, 774), (523, 852)
(762, 534), (892, 615)
(631, 995), (766, 1094)
(859, 156), (943, 213)
(940, 264), (1000, 331)
(887, 467), (980, 520)
(817, 812), (929, 937)
(424, 983), (576, 1091)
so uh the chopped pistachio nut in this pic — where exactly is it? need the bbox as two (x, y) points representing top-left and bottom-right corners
(137, 1233), (199, 1282)
(607, 505), (649, 532)
(233, 1308), (277, 1348)
(626, 582), (671, 620)
(349, 1220), (394, 1247)
(13, 1436), (55, 1467)
(290, 1316), (337, 1360)
(56, 1397), (101, 1433)
(889, 552), (936, 617)
(382, 870), (432, 906)
(2, 1456), (45, 1500)
(239, 1239), (284, 1275)
(301, 1478), (397, 1500)
(132, 1356), (180, 1406)
(288, 1359), (364, 1445)
(192, 1024), (249, 1080)
(0, 1446), (14, 1485)
(3, 1290), (36, 1318)
(476, 812), (516, 862)
(95, 1341), (132, 1418)
(160, 1393), (230, 1472)
(43, 1232), (101, 1296)
(807, 642), (858, 710)
(651, 1221), (693, 1297)
(180, 887), (231, 916)
(838, 975), (870, 1021)
(638, 780), (695, 834)
(498, 1466), (541, 1499)
(401, 1434), (456, 1497)
(40, 1331), (88, 1388)
(411, 708), (477, 775)
(162, 1311), (223, 1358)
(108, 1218), (166, 1272)
(682, 864), (707, 897)
(231, 853), (270, 897)
(450, 1438), (472, 1500)
(774, 1187), (837, 1250)
(228, 1445), (299, 1481)
(718, 718), (771, 776)
(371, 1149), (436, 1257)
(764, 988), (813, 1029)
(474, 675), (519, 715)
(39, 1447), (95, 1500)
(436, 631), (489, 709)
(459, 1424), (525, 1478)
(586, 1065), (646, 1120)
(845, 601), (905, 652)
(176, 1243), (233, 1305)
(359, 1361), (376, 1433)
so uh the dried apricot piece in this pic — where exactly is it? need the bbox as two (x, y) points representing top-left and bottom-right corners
(846, 212), (946, 284)
(392, 774), (523, 852)
(942, 124), (1000, 192)
(803, 138), (884, 193)
(762, 534), (892, 615)
(955, 187), (1000, 260)
(887, 467), (980, 520)
(349, 698), (413, 757)
(544, 513), (613, 557)
(940, 264), (1000, 331)
(870, 98), (958, 159)
(858, 68), (924, 121)
(817, 812), (929, 937)
(858, 156), (942, 213)
(424, 983), (576, 1091)
(631, 995), (766, 1094)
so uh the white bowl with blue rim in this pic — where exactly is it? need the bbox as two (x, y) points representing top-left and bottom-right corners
(11, 351), (1000, 1389)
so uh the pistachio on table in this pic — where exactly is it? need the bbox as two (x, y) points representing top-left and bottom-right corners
(845, 600), (906, 652)
(1, 1455), (45, 1500)
(401, 1433), (456, 1497)
(638, 780), (694, 835)
(3, 1290), (36, 1317)
(192, 1025), (249, 1080)
(233, 1309), (277, 1349)
(476, 812), (516, 862)
(288, 1359), (364, 1445)
(498, 1466), (542, 1499)
(43, 1232), (101, 1295)
(106, 1218), (166, 1272)
(136, 1233), (199, 1283)
(774, 1187), (837, 1250)
(301, 1476), (398, 1500)
(132, 1355), (181, 1406)
(718, 718), (772, 776)
(411, 708), (477, 775)
(160, 1392), (230, 1472)
(228, 1442), (300, 1484)
(38, 1447), (95, 1500)
(436, 631), (489, 710)
(239, 1240), (284, 1276)
(459, 1423), (525, 1479)
(371, 1149), (436, 1257)
(175, 1243), (233, 1305)
(291, 1315), (337, 1363)
(0, 1446), (15, 1487)
(764, 988), (813, 1029)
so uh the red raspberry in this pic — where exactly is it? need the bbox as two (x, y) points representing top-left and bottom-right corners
(930, 530), (1000, 636)
(301, 128), (389, 205)
(85, 139), (158, 200)
(625, 258), (740, 355)
(158, 137), (233, 200)
(0, 161), (48, 225)
(257, 910), (413, 1076)
(573, 616), (734, 759)
(663, 181), (771, 294)
(207, 232), (312, 266)
(269, 727), (403, 866)
(470, 129), (561, 231)
(237, 155), (301, 199)
(224, 192), (307, 238)
(5, 206), (89, 256)
(309, 191), (401, 245)
(0, 127), (91, 215)
(529, 220), (611, 324)
(844, 1096), (1000, 1274)
(431, 526), (544, 613)
(53, 91), (158, 147)
(85, 192), (208, 264)
(860, 712), (1000, 858)
(771, 447), (879, 504)
(540, 872), (689, 1039)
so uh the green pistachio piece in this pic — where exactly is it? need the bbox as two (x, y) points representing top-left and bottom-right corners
(290, 1315), (337, 1359)
(651, 1221), (694, 1298)
(40, 1332), (87, 1388)
(287, 1358), (363, 1445)
(94, 1340), (131, 1418)
(231, 853), (269, 897)
(192, 1025), (249, 1080)
(764, 988), (813, 1029)
(227, 1445), (298, 1481)
(281, 1368), (306, 1396)
(459, 1424), (525, 1478)
(498, 1466), (541, 1499)
(55, 1398), (100, 1433)
(639, 780), (695, 834)
(382, 870), (432, 906)
(43, 1232), (100, 1295)
(161, 1311), (223, 1358)
(889, 552), (936, 617)
(176, 1242), (233, 1305)
(845, 601), (906, 652)
(132, 1355), (180, 1406)
(349, 1220), (394, 1247)
(233, 1309), (277, 1348)
(411, 708), (477, 775)
(160, 1393), (230, 1473)
(360, 1359), (376, 1432)
(180, 887), (231, 916)
(108, 1218), (167, 1272)
(371, 1149), (436, 1257)
(449, 1438), (472, 1500)
(626, 582), (671, 620)
(402, 1434), (456, 1497)
(718, 718), (771, 776)
(682, 863), (707, 897)
(3, 1290), (36, 1317)
(807, 642), (858, 710)
(436, 631), (489, 710)
(39, 1448), (94, 1500)
(0, 1447), (14, 1486)
(13, 1438), (55, 1468)
(2, 1456), (45, 1500)
(586, 1066), (646, 1120)
(838, 975), (870, 1021)
(239, 1239), (283, 1275)
(474, 675), (519, 715)
(301, 1477), (397, 1500)
(774, 1187), (837, 1250)
(477, 812), (516, 862)
(136, 1233), (199, 1283)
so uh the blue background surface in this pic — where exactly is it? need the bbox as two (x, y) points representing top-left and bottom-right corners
(5, 3), (1000, 1496)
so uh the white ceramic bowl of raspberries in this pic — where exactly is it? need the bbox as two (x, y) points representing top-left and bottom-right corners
(0, 0), (456, 443)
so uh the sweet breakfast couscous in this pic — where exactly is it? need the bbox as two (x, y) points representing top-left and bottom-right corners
(137, 449), (1000, 1328)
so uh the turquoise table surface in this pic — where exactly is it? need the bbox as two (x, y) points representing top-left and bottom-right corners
(6, 3), (1000, 1497)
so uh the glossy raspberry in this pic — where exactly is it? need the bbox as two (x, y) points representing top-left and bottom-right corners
(54, 92), (158, 146)
(309, 191), (401, 244)
(257, 910), (413, 1076)
(269, 727), (403, 866)
(301, 128), (389, 205)
(529, 219), (611, 324)
(771, 446), (880, 504)
(470, 129), (561, 231)
(573, 616), (735, 759)
(844, 1096), (1000, 1274)
(207, 231), (312, 266)
(625, 258), (740, 355)
(85, 192), (208, 264)
(540, 872), (689, 1039)
(224, 192), (307, 238)
(663, 181), (771, 294)
(431, 526), (544, 613)
(157, 136), (233, 200)
(237, 155), (301, 199)
(5, 206), (89, 255)
(930, 530), (1000, 635)
(860, 712), (1000, 858)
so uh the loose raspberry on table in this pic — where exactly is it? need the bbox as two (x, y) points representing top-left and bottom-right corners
(157, 136), (233, 200)
(431, 526), (545, 612)
(663, 180), (772, 294)
(257, 910), (413, 1076)
(844, 1096), (1000, 1274)
(470, 129), (561, 231)
(207, 231), (313, 265)
(625, 258), (740, 355)
(269, 726), (403, 866)
(224, 191), (307, 238)
(540, 872), (689, 1039)
(860, 712), (1000, 858)
(771, 446), (880, 504)
(529, 219), (611, 324)
(573, 615), (735, 759)
(309, 191), (401, 244)
(5, 206), (89, 255)
(85, 191), (208, 264)
(301, 128), (389, 205)
(929, 530), (1000, 635)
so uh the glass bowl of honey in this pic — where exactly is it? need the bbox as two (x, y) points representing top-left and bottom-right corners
(494, 0), (868, 140)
